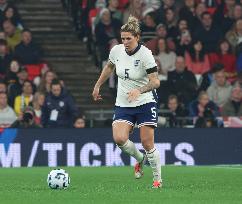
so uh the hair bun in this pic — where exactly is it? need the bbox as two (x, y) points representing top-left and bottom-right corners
(121, 15), (141, 36)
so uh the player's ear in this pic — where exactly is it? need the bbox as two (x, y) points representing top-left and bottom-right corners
(136, 35), (140, 42)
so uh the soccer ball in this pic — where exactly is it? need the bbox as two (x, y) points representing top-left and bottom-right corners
(47, 169), (70, 189)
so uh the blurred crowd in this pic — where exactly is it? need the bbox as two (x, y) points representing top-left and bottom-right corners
(0, 0), (85, 128)
(73, 0), (242, 127)
(2, 0), (242, 128)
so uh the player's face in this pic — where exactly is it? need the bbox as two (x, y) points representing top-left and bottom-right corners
(121, 32), (139, 52)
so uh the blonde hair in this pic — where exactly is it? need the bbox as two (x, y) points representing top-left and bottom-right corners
(32, 92), (45, 109)
(38, 70), (57, 93)
(121, 16), (140, 36)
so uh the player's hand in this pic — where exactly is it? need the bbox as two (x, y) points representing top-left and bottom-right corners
(92, 86), (102, 101)
(127, 89), (141, 102)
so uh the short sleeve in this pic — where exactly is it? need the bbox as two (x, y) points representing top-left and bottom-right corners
(108, 45), (117, 65)
(143, 48), (157, 70)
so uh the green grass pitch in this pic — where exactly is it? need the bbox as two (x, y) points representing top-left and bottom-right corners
(0, 166), (241, 204)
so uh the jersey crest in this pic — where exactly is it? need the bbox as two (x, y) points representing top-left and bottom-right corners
(134, 60), (140, 67)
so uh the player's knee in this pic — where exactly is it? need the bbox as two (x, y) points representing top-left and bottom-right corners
(113, 135), (127, 146)
(141, 140), (154, 151)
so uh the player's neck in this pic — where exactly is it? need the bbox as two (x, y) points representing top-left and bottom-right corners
(125, 43), (141, 56)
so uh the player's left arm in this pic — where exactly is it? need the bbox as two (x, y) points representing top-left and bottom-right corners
(127, 67), (160, 102)
(138, 68), (160, 93)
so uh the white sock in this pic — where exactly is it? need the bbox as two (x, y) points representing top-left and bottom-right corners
(146, 147), (161, 182)
(118, 140), (144, 163)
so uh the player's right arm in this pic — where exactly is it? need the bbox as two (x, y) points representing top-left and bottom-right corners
(92, 61), (115, 101)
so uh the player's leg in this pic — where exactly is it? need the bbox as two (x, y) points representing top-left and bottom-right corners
(140, 126), (162, 188)
(136, 102), (162, 187)
(112, 122), (144, 165)
(113, 106), (145, 178)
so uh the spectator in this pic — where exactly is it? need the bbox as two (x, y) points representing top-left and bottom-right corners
(162, 0), (178, 10)
(0, 39), (12, 78)
(179, 0), (197, 29)
(0, 91), (16, 128)
(123, 0), (143, 23)
(117, 0), (129, 11)
(233, 71), (242, 88)
(3, 5), (23, 29)
(194, 2), (207, 27)
(189, 91), (220, 117)
(236, 42), (242, 72)
(207, 68), (232, 107)
(225, 18), (242, 52)
(0, 79), (6, 92)
(166, 56), (198, 106)
(164, 8), (177, 37)
(221, 86), (242, 116)
(175, 28), (192, 56)
(157, 0), (183, 23)
(87, 0), (106, 33)
(209, 39), (237, 83)
(200, 0), (221, 15)
(0, 31), (5, 39)
(145, 23), (168, 55)
(14, 80), (34, 116)
(74, 115), (86, 128)
(31, 92), (45, 126)
(185, 40), (210, 75)
(38, 70), (57, 94)
(213, 0), (236, 34)
(93, 0), (123, 25)
(8, 65), (28, 107)
(162, 94), (188, 127)
(155, 38), (176, 77)
(233, 4), (242, 21)
(0, 0), (13, 26)
(11, 106), (40, 128)
(140, 11), (157, 43)
(41, 79), (79, 128)
(198, 62), (224, 92)
(194, 107), (222, 128)
(14, 29), (42, 65)
(4, 59), (19, 85)
(95, 8), (121, 66)
(107, 0), (123, 21)
(141, 0), (161, 15)
(193, 11), (223, 53)
(170, 18), (189, 41)
(3, 19), (21, 51)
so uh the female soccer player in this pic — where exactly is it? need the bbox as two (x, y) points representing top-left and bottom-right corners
(92, 16), (162, 188)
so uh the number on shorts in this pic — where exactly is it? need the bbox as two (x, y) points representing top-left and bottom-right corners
(151, 107), (156, 118)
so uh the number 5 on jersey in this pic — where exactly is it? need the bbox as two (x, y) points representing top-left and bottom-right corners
(125, 69), (129, 80)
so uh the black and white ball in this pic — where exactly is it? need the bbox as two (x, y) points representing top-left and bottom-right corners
(47, 169), (70, 189)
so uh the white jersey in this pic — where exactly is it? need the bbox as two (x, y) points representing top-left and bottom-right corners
(109, 44), (157, 107)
